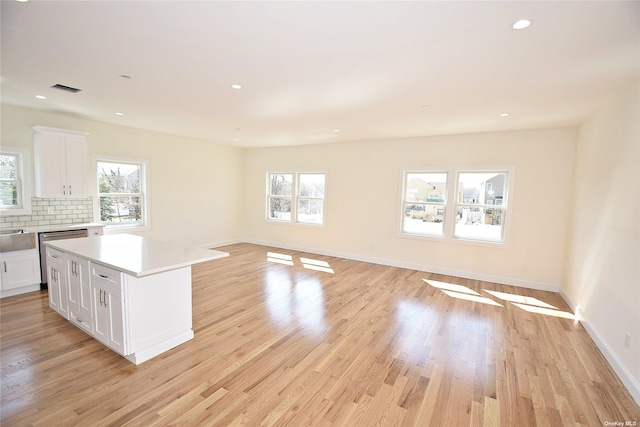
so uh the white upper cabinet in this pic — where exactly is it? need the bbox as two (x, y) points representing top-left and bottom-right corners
(33, 126), (89, 198)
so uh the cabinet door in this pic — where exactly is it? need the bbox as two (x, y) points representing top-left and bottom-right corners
(104, 283), (126, 355)
(47, 249), (68, 318)
(48, 265), (61, 312)
(67, 257), (91, 333)
(36, 132), (67, 198)
(64, 135), (88, 197)
(91, 263), (126, 355)
(92, 285), (109, 346)
(0, 254), (41, 290)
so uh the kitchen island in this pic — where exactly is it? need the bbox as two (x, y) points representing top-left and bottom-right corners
(45, 233), (228, 364)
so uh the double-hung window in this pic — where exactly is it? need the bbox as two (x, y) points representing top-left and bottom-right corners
(454, 171), (508, 242)
(401, 172), (448, 237)
(96, 159), (147, 229)
(267, 172), (326, 225)
(401, 168), (512, 244)
(0, 148), (32, 215)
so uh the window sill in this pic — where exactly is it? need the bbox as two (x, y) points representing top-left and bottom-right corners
(397, 231), (508, 248)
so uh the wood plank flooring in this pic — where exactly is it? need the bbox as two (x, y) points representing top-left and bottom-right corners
(1, 243), (639, 426)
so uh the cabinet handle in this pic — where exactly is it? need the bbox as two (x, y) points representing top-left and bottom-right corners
(104, 291), (108, 308)
(98, 274), (109, 279)
(69, 185), (72, 195)
(3, 262), (6, 273)
(99, 289), (104, 306)
(63, 184), (66, 195)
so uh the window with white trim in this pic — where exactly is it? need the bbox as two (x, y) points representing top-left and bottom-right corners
(401, 172), (448, 237)
(454, 171), (508, 242)
(267, 172), (326, 225)
(0, 148), (32, 215)
(401, 168), (511, 244)
(97, 159), (147, 228)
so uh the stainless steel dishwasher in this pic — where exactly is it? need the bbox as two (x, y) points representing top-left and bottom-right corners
(38, 229), (88, 287)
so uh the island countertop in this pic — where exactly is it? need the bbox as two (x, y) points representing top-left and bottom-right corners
(44, 233), (229, 277)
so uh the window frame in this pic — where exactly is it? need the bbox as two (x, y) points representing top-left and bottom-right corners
(93, 155), (149, 233)
(0, 147), (33, 215)
(400, 171), (449, 238)
(398, 166), (514, 247)
(266, 171), (326, 227)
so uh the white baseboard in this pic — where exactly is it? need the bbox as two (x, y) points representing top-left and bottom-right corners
(560, 289), (640, 405)
(0, 284), (42, 299)
(195, 238), (244, 249)
(243, 238), (560, 292)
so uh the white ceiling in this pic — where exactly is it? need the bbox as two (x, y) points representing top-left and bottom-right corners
(1, 1), (639, 148)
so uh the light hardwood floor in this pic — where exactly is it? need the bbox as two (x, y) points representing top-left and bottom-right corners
(1, 243), (639, 426)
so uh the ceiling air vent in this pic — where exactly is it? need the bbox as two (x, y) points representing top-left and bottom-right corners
(51, 84), (82, 93)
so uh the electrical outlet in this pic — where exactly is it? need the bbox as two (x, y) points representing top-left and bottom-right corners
(47, 207), (55, 214)
(624, 332), (631, 349)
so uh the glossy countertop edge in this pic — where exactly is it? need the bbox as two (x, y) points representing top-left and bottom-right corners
(44, 234), (229, 278)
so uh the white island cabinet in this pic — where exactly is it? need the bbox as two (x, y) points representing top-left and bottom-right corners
(45, 234), (228, 364)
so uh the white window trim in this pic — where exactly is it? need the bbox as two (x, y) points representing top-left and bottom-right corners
(0, 147), (33, 216)
(265, 171), (327, 228)
(397, 166), (515, 248)
(92, 155), (150, 234)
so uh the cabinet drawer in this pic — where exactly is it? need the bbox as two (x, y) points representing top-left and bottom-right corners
(47, 247), (65, 261)
(91, 263), (122, 286)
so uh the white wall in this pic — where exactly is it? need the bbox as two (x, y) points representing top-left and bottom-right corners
(244, 128), (576, 290)
(562, 81), (640, 402)
(0, 105), (244, 247)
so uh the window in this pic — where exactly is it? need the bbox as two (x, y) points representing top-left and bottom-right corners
(267, 172), (326, 225)
(454, 172), (508, 242)
(0, 153), (22, 209)
(97, 159), (147, 228)
(401, 172), (447, 236)
(401, 168), (512, 244)
(0, 148), (32, 215)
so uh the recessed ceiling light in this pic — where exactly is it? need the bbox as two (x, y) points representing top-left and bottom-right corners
(500, 113), (510, 117)
(421, 105), (431, 109)
(16, 0), (29, 3)
(35, 95), (46, 100)
(115, 112), (124, 116)
(231, 84), (242, 90)
(333, 129), (340, 133)
(512, 19), (531, 30)
(233, 138), (239, 141)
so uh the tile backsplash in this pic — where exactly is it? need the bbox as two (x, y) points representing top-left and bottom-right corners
(1, 197), (94, 228)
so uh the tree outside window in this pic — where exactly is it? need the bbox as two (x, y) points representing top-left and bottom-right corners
(97, 161), (145, 227)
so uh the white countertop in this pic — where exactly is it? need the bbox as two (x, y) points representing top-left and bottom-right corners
(44, 233), (229, 277)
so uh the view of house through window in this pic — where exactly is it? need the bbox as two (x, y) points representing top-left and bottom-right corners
(401, 169), (510, 243)
(97, 160), (146, 227)
(402, 172), (447, 236)
(454, 172), (507, 242)
(0, 153), (21, 209)
(267, 172), (325, 225)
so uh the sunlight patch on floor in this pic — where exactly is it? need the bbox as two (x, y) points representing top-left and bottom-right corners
(512, 303), (576, 319)
(483, 290), (557, 309)
(441, 290), (503, 306)
(301, 257), (334, 274)
(423, 279), (480, 295)
(267, 252), (294, 266)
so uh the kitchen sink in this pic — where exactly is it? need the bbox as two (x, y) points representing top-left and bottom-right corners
(0, 229), (36, 252)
